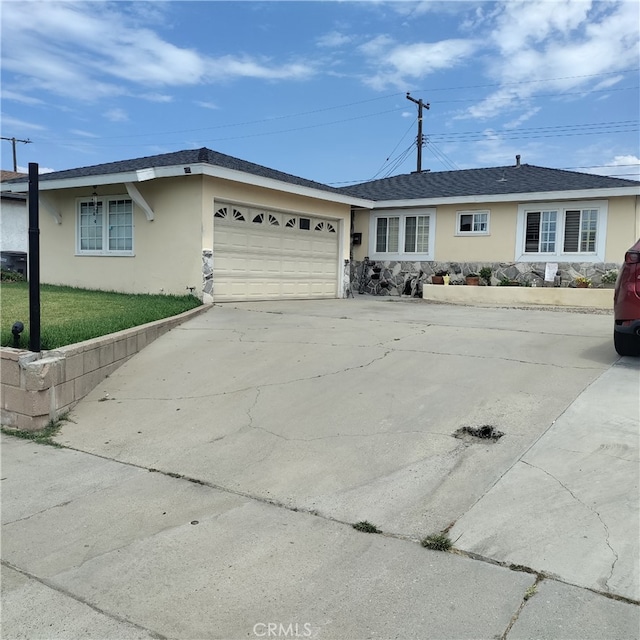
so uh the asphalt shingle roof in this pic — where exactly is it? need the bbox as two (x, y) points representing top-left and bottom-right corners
(3, 148), (638, 202)
(6, 147), (346, 196)
(337, 164), (640, 201)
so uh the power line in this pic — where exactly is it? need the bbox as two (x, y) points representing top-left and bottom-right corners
(425, 141), (460, 171)
(368, 117), (417, 181)
(35, 69), (640, 146)
(37, 107), (407, 149)
(381, 144), (415, 179)
(428, 122), (638, 144)
(430, 84), (638, 106)
(564, 163), (640, 170)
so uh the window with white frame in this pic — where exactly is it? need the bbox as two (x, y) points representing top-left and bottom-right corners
(456, 210), (489, 235)
(77, 197), (133, 255)
(370, 211), (434, 259)
(516, 201), (607, 262)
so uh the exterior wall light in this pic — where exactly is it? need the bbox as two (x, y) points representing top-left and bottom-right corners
(11, 321), (24, 348)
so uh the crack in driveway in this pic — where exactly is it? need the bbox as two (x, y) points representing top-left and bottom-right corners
(3, 500), (73, 526)
(110, 348), (395, 403)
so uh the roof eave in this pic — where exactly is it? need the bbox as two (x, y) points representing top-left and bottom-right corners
(370, 186), (640, 208)
(197, 164), (373, 207)
(0, 163), (374, 208)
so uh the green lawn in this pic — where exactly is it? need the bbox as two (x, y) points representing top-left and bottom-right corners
(1, 283), (202, 350)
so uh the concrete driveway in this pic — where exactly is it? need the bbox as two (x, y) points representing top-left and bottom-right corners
(2, 297), (638, 639)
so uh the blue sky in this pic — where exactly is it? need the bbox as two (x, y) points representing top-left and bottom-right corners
(1, 0), (639, 184)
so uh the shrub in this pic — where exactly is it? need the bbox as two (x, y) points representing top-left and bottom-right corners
(1, 269), (26, 283)
(479, 267), (492, 285)
(574, 276), (592, 287)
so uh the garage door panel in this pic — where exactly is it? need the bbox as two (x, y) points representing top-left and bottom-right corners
(213, 214), (339, 302)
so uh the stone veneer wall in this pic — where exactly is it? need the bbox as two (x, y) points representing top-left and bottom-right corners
(352, 260), (621, 297)
(202, 249), (213, 301)
(1, 305), (210, 431)
(343, 259), (353, 298)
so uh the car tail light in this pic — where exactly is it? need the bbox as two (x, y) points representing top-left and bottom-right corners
(625, 251), (640, 263)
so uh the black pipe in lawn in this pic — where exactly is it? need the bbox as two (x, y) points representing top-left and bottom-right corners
(28, 162), (41, 352)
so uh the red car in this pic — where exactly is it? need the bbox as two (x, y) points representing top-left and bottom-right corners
(613, 238), (640, 356)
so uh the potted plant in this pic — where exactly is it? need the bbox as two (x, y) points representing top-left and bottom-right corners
(574, 276), (592, 288)
(479, 267), (492, 286)
(432, 270), (449, 285)
(498, 276), (520, 287)
(465, 272), (480, 286)
(601, 270), (618, 288)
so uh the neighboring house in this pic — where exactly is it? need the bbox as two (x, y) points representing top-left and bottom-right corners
(0, 170), (28, 275)
(343, 157), (640, 292)
(1, 150), (638, 300)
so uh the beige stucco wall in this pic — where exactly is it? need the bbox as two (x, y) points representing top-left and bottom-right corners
(605, 195), (639, 260)
(352, 210), (370, 262)
(201, 177), (352, 262)
(433, 202), (516, 262)
(37, 176), (203, 296)
(352, 195), (638, 263)
(37, 175), (353, 298)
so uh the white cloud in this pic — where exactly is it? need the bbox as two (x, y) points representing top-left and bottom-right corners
(0, 115), (47, 131)
(0, 1), (316, 103)
(358, 35), (395, 57)
(492, 0), (592, 56)
(392, 1), (479, 18)
(588, 154), (640, 178)
(360, 36), (477, 89)
(103, 108), (128, 123)
(69, 129), (100, 138)
(207, 57), (313, 81)
(609, 154), (640, 167)
(17, 165), (55, 174)
(0, 90), (45, 106)
(316, 31), (352, 48)
(503, 108), (542, 130)
(592, 75), (624, 91)
(469, 131), (545, 168)
(461, 0), (640, 120)
(140, 93), (174, 103)
(195, 101), (220, 110)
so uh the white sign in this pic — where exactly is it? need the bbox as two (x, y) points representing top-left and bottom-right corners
(545, 263), (558, 282)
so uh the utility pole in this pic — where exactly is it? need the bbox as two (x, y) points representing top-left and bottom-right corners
(1, 137), (32, 172)
(406, 93), (429, 173)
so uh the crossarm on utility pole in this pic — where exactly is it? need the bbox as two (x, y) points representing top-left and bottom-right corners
(1, 137), (32, 172)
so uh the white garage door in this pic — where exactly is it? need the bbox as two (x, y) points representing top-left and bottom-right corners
(213, 204), (340, 302)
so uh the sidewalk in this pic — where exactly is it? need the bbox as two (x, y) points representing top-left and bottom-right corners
(2, 433), (637, 640)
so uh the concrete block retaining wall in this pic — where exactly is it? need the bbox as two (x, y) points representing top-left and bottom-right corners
(1, 305), (210, 431)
